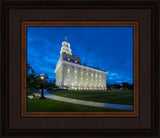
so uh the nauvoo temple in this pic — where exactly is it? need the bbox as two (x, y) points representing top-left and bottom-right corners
(55, 37), (108, 90)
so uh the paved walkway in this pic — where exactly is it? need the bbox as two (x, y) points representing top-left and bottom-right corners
(28, 91), (133, 110)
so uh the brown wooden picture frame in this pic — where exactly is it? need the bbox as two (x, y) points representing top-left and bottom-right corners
(0, 0), (159, 137)
(21, 21), (139, 117)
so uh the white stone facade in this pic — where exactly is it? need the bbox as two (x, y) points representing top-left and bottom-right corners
(55, 38), (108, 90)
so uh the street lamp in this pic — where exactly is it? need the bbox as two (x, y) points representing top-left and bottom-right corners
(40, 74), (46, 99)
(40, 76), (44, 80)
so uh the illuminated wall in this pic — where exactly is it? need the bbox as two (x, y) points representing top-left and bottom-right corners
(55, 38), (108, 90)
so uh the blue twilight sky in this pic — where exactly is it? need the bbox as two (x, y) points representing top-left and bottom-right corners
(27, 27), (133, 84)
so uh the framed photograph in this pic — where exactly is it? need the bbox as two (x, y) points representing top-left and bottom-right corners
(1, 0), (159, 137)
(21, 21), (139, 117)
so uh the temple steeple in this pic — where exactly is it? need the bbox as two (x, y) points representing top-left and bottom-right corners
(65, 36), (67, 41)
(60, 37), (72, 55)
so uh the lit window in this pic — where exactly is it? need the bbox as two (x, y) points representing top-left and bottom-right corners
(91, 83), (93, 87)
(99, 80), (101, 82)
(67, 81), (70, 86)
(81, 78), (83, 80)
(81, 82), (83, 86)
(87, 88), (89, 90)
(75, 70), (77, 75)
(86, 83), (88, 86)
(91, 79), (93, 81)
(68, 76), (70, 79)
(75, 88), (77, 90)
(74, 82), (77, 86)
(96, 84), (98, 87)
(75, 60), (77, 63)
(67, 69), (70, 74)
(86, 73), (88, 76)
(91, 74), (93, 77)
(81, 72), (83, 76)
(75, 77), (77, 79)
(96, 74), (97, 78)
(99, 75), (101, 79)
(96, 80), (97, 82)
(99, 84), (101, 87)
(68, 58), (70, 61)
(86, 78), (88, 81)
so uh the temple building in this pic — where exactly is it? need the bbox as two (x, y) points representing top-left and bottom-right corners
(55, 37), (108, 90)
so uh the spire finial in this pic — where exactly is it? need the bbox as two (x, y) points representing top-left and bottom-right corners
(65, 36), (67, 41)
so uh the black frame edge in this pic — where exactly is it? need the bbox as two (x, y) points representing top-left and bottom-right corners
(1, 0), (159, 137)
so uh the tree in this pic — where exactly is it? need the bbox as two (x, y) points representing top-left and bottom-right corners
(112, 84), (121, 89)
(107, 84), (112, 90)
(27, 62), (33, 76)
(121, 82), (133, 90)
(27, 61), (42, 91)
(27, 61), (59, 91)
(53, 79), (56, 84)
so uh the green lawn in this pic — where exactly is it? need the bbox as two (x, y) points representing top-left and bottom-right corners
(27, 98), (130, 112)
(49, 90), (133, 105)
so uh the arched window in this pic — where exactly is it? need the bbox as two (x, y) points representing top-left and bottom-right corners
(67, 81), (70, 86)
(86, 82), (89, 87)
(74, 82), (77, 86)
(67, 69), (70, 74)
(86, 73), (88, 77)
(75, 70), (77, 75)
